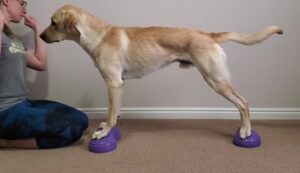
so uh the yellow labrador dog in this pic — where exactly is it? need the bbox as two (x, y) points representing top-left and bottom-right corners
(40, 4), (282, 140)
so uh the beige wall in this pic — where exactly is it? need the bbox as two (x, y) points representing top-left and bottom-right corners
(12, 0), (299, 115)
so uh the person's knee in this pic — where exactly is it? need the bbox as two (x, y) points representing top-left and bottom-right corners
(76, 111), (89, 131)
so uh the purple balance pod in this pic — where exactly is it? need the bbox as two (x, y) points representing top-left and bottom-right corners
(89, 127), (122, 153)
(109, 127), (122, 141)
(233, 130), (261, 148)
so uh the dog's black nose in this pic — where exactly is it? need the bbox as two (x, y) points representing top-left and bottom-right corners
(40, 33), (47, 42)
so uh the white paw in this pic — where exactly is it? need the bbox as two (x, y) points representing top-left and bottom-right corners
(92, 131), (109, 139)
(92, 122), (111, 139)
(239, 126), (251, 139)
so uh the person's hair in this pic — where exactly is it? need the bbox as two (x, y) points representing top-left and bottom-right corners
(0, 0), (15, 37)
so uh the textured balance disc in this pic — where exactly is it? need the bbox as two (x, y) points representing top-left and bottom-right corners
(110, 127), (122, 141)
(89, 127), (122, 153)
(233, 130), (262, 148)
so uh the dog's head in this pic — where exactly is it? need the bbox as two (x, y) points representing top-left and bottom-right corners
(40, 5), (81, 43)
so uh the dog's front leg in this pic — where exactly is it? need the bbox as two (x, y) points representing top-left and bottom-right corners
(92, 79), (124, 139)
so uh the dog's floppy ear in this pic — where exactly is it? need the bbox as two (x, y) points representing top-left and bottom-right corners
(63, 11), (78, 33)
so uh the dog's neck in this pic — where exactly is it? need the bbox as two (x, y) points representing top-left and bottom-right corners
(74, 13), (112, 54)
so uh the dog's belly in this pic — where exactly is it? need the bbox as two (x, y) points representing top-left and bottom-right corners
(122, 62), (168, 79)
(121, 54), (185, 79)
(122, 68), (161, 79)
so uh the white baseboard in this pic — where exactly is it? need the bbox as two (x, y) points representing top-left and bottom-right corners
(78, 107), (300, 120)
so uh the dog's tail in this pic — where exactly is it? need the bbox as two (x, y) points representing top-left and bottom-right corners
(211, 25), (283, 45)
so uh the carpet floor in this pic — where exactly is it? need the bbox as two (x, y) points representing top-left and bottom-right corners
(1, 119), (300, 173)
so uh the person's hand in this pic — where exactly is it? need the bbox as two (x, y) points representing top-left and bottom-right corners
(23, 14), (40, 33)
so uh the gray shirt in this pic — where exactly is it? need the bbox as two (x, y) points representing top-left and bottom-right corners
(0, 33), (28, 112)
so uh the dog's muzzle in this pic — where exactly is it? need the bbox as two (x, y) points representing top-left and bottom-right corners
(40, 33), (60, 43)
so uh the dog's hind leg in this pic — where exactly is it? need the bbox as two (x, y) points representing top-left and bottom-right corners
(206, 79), (251, 139)
(193, 45), (251, 139)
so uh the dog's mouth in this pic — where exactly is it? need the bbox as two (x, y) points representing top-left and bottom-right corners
(43, 39), (60, 44)
(40, 33), (61, 43)
(40, 36), (60, 43)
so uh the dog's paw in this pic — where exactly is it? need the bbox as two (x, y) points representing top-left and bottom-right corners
(239, 126), (251, 139)
(91, 122), (112, 139)
(92, 130), (108, 139)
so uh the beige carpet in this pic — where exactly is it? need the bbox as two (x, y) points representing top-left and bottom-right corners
(1, 119), (300, 173)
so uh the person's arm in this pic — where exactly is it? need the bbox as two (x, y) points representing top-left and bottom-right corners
(0, 11), (5, 57)
(0, 27), (3, 58)
(23, 15), (47, 71)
